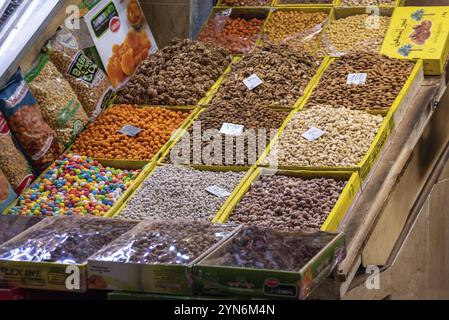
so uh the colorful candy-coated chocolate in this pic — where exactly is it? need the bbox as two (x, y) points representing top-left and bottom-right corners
(8, 154), (141, 217)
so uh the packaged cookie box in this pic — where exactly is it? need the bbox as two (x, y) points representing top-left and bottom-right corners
(0, 216), (139, 292)
(87, 220), (242, 295)
(84, 0), (158, 88)
(215, 168), (361, 232)
(193, 227), (346, 300)
(380, 6), (449, 75)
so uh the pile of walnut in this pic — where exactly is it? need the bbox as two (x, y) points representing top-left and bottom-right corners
(116, 39), (231, 106)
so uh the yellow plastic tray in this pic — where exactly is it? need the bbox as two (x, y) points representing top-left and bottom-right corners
(217, 167), (362, 231)
(111, 163), (255, 221)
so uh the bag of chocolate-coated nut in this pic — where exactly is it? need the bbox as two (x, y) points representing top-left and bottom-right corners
(47, 26), (114, 120)
(25, 54), (89, 150)
(0, 168), (17, 214)
(0, 70), (60, 173)
(0, 113), (35, 194)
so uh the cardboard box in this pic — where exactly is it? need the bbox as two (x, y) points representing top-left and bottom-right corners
(84, 0), (158, 88)
(381, 6), (449, 75)
(87, 221), (242, 295)
(194, 228), (346, 300)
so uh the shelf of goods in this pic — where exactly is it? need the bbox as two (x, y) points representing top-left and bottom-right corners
(2, 0), (449, 300)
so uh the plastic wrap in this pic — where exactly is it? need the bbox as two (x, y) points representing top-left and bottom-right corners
(0, 70), (60, 173)
(91, 219), (239, 265)
(0, 215), (44, 244)
(48, 26), (113, 120)
(0, 216), (139, 264)
(25, 54), (89, 150)
(198, 9), (265, 54)
(202, 226), (336, 271)
(0, 113), (34, 194)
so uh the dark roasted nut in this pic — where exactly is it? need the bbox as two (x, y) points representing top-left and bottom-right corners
(230, 175), (347, 231)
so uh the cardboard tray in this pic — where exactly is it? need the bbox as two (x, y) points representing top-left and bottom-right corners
(215, 167), (361, 232)
(87, 224), (243, 295)
(193, 228), (346, 299)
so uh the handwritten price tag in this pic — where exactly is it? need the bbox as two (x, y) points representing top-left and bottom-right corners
(302, 127), (325, 141)
(206, 185), (231, 198)
(118, 124), (142, 137)
(243, 74), (263, 90)
(347, 73), (367, 85)
(220, 123), (244, 136)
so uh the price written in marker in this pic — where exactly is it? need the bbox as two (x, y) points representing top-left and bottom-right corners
(347, 73), (367, 85)
(118, 124), (142, 137)
(220, 123), (244, 136)
(302, 126), (325, 141)
(206, 185), (231, 198)
(243, 74), (263, 90)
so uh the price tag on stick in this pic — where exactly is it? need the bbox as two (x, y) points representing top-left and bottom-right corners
(118, 124), (142, 137)
(302, 127), (325, 141)
(206, 185), (231, 198)
(243, 74), (263, 90)
(347, 73), (367, 85)
(220, 123), (244, 136)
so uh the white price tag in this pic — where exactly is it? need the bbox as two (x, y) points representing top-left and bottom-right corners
(302, 127), (325, 141)
(243, 74), (263, 90)
(220, 123), (244, 136)
(118, 124), (142, 137)
(206, 185), (231, 198)
(347, 73), (367, 85)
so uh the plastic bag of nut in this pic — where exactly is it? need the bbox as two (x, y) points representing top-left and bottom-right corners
(0, 216), (139, 264)
(0, 70), (60, 173)
(90, 219), (240, 265)
(0, 215), (44, 244)
(198, 9), (265, 54)
(0, 168), (17, 213)
(47, 26), (114, 120)
(0, 113), (35, 194)
(25, 54), (89, 150)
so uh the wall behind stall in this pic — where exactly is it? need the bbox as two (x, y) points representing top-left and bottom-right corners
(139, 0), (213, 48)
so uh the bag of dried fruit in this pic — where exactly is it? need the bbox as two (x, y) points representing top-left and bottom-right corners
(47, 26), (114, 120)
(0, 113), (35, 194)
(25, 54), (89, 150)
(0, 70), (60, 173)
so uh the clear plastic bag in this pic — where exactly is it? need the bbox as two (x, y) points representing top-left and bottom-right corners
(91, 219), (239, 265)
(0, 113), (35, 194)
(48, 26), (113, 120)
(0, 216), (139, 264)
(198, 9), (265, 54)
(0, 215), (44, 244)
(219, 0), (273, 6)
(0, 70), (60, 173)
(25, 54), (89, 150)
(202, 226), (337, 271)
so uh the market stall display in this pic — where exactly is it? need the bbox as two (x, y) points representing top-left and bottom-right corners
(115, 39), (231, 106)
(0, 216), (138, 291)
(70, 104), (192, 161)
(88, 219), (239, 294)
(5, 154), (142, 217)
(117, 164), (248, 221)
(0, 70), (60, 173)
